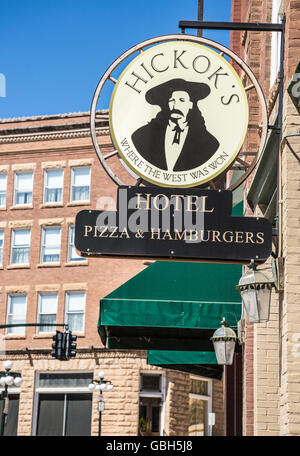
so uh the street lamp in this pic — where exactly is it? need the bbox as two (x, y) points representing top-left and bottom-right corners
(211, 318), (237, 365)
(0, 360), (23, 436)
(88, 371), (114, 436)
(236, 262), (274, 323)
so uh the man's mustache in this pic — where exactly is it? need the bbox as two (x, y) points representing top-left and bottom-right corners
(169, 109), (184, 117)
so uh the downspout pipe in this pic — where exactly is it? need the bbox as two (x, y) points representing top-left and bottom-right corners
(275, 14), (286, 258)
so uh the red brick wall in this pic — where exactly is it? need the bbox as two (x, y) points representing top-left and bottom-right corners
(0, 114), (145, 351)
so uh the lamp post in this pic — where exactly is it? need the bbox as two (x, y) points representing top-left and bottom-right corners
(0, 360), (23, 436)
(236, 262), (274, 323)
(88, 371), (114, 436)
(211, 318), (237, 365)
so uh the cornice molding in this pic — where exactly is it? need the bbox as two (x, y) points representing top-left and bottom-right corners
(0, 126), (110, 144)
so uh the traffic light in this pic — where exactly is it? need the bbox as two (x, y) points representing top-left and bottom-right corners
(50, 330), (77, 360)
(65, 331), (77, 359)
(51, 330), (64, 360)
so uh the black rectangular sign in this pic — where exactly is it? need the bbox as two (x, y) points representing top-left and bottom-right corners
(74, 187), (272, 263)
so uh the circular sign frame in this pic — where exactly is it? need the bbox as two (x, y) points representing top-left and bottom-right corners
(90, 34), (268, 191)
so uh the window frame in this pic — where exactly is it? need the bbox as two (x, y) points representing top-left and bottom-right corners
(188, 375), (213, 437)
(138, 371), (166, 436)
(270, 0), (284, 87)
(70, 167), (91, 203)
(0, 172), (7, 208)
(40, 226), (62, 264)
(0, 229), (4, 266)
(10, 228), (31, 266)
(6, 293), (27, 335)
(0, 393), (20, 435)
(43, 168), (64, 205)
(64, 291), (86, 334)
(67, 225), (86, 263)
(32, 371), (93, 436)
(36, 292), (58, 334)
(13, 171), (34, 207)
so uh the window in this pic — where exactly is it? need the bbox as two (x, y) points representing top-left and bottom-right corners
(0, 172), (7, 207)
(14, 171), (33, 206)
(41, 226), (61, 263)
(270, 0), (284, 87)
(6, 294), (27, 335)
(34, 373), (93, 436)
(10, 228), (31, 265)
(0, 395), (20, 436)
(37, 293), (58, 333)
(140, 374), (161, 392)
(188, 376), (212, 436)
(67, 225), (85, 262)
(70, 167), (90, 202)
(65, 291), (85, 333)
(43, 169), (63, 204)
(0, 230), (4, 266)
(139, 373), (164, 436)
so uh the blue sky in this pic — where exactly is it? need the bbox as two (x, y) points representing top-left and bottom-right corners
(0, 0), (231, 118)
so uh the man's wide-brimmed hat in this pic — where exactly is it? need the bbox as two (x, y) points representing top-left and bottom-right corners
(145, 78), (211, 107)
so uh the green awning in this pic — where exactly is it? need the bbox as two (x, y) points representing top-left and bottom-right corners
(98, 260), (242, 351)
(147, 350), (223, 380)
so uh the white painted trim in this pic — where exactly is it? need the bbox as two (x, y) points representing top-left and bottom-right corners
(189, 375), (213, 436)
(138, 370), (165, 436)
(32, 371), (94, 436)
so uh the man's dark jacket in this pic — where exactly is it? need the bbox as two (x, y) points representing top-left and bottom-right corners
(131, 113), (220, 171)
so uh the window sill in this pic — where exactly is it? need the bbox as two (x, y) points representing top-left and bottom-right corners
(10, 205), (33, 210)
(4, 335), (26, 340)
(64, 261), (88, 267)
(40, 203), (64, 209)
(67, 201), (91, 207)
(0, 207), (6, 211)
(37, 263), (61, 268)
(7, 264), (30, 270)
(33, 334), (55, 339)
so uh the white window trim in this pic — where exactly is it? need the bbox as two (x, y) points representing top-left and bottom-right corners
(189, 375), (213, 436)
(64, 291), (86, 334)
(139, 370), (166, 436)
(40, 226), (62, 264)
(270, 0), (284, 87)
(70, 167), (91, 203)
(67, 225), (86, 263)
(10, 228), (31, 266)
(0, 172), (7, 208)
(0, 229), (4, 266)
(13, 171), (34, 206)
(6, 294), (27, 335)
(36, 292), (58, 334)
(43, 168), (64, 205)
(32, 371), (93, 436)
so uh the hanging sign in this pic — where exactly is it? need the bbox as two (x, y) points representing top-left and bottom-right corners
(109, 41), (249, 188)
(75, 187), (272, 263)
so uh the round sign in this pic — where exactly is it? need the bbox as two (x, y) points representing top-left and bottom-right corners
(109, 41), (249, 188)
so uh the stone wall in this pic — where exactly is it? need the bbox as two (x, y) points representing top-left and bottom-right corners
(0, 352), (224, 436)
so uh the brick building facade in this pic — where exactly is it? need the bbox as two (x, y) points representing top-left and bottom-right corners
(231, 0), (300, 436)
(0, 112), (224, 436)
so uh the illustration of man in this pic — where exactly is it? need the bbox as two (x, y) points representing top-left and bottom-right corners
(131, 78), (219, 172)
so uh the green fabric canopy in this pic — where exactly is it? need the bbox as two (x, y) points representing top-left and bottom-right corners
(98, 260), (242, 351)
(147, 350), (223, 380)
